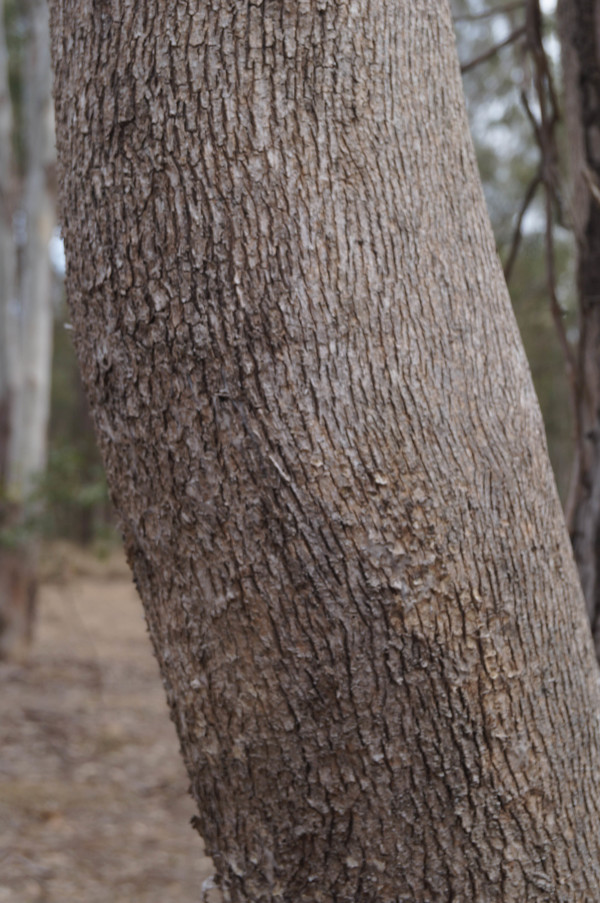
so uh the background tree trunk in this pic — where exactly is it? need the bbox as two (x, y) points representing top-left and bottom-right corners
(557, 0), (600, 658)
(50, 0), (600, 899)
(0, 0), (56, 659)
(7, 0), (55, 497)
(0, 0), (16, 484)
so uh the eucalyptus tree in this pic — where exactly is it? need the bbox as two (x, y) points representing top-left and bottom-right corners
(0, 0), (56, 659)
(50, 0), (600, 899)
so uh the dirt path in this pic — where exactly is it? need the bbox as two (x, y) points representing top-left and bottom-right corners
(0, 547), (217, 902)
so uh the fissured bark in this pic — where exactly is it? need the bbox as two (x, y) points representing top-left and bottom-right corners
(50, 1), (600, 899)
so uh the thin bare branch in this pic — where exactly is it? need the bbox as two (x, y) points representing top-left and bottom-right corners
(520, 1), (576, 382)
(503, 171), (542, 283)
(564, 447), (582, 534)
(460, 25), (527, 73)
(519, 88), (541, 142)
(543, 180), (583, 529)
(454, 2), (525, 23)
(525, 0), (561, 122)
(543, 181), (578, 413)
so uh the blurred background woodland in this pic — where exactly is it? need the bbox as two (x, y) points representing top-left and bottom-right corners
(456, 0), (575, 495)
(0, 0), (595, 899)
(0, 0), (113, 550)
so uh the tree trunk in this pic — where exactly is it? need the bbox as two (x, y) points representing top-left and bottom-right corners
(0, 0), (16, 486)
(0, 0), (55, 660)
(7, 0), (55, 498)
(557, 0), (600, 659)
(50, 1), (600, 899)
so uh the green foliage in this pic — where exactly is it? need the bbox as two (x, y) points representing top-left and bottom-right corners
(0, 446), (115, 550)
(0, 503), (36, 550)
(34, 444), (114, 542)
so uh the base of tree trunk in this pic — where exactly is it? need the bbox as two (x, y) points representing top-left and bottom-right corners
(0, 544), (38, 660)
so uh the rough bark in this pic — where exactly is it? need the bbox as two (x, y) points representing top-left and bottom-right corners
(50, 1), (600, 900)
(557, 0), (600, 660)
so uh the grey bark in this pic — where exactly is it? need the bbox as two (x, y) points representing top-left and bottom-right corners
(50, 1), (600, 900)
(558, 0), (600, 660)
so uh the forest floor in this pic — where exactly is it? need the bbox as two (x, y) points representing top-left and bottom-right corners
(0, 543), (220, 903)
